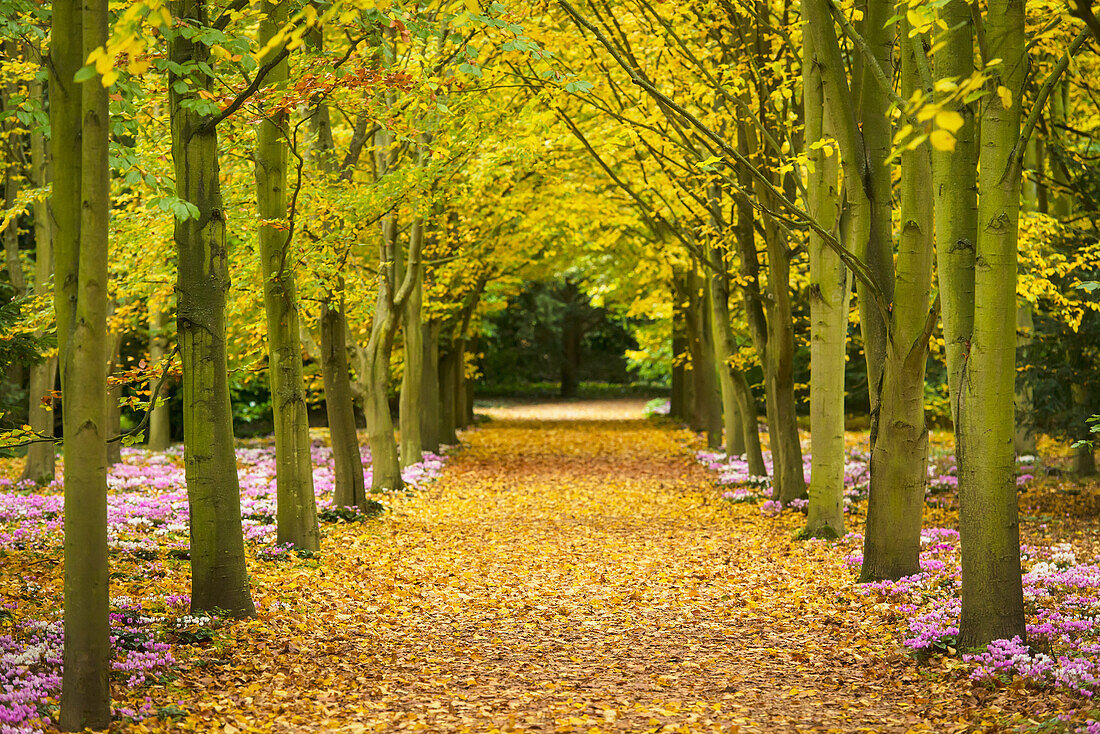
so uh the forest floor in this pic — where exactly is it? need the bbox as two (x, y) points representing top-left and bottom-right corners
(4, 399), (1100, 732)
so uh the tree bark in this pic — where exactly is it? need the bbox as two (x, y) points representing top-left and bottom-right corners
(420, 319), (441, 452)
(254, 0), (319, 550)
(399, 136), (430, 467)
(147, 306), (172, 451)
(169, 0), (255, 619)
(106, 319), (122, 466)
(804, 29), (849, 538)
(957, 0), (1028, 647)
(322, 298), (366, 508)
(22, 76), (56, 485)
(56, 0), (111, 725)
(685, 266), (721, 445)
(932, 0), (978, 432)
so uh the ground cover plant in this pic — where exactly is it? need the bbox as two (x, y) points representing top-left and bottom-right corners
(0, 435), (445, 733)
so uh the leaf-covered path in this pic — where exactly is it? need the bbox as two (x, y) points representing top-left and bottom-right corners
(165, 401), (1001, 733)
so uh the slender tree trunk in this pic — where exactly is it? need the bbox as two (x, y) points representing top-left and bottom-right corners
(670, 328), (686, 420)
(957, 0), (1027, 647)
(421, 319), (441, 452)
(561, 308), (581, 398)
(22, 78), (56, 485)
(322, 298), (366, 508)
(438, 345), (458, 445)
(255, 0), (319, 550)
(106, 322), (122, 466)
(169, 0), (255, 619)
(1014, 303), (1036, 454)
(686, 267), (721, 445)
(306, 22), (365, 506)
(399, 135), (430, 467)
(57, 0), (111, 725)
(454, 337), (469, 430)
(147, 306), (172, 450)
(804, 30), (849, 538)
(759, 211), (805, 504)
(707, 269), (745, 457)
(705, 182), (746, 457)
(932, 0), (978, 432)
(852, 0), (895, 436)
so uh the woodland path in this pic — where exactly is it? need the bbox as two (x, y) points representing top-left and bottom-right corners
(172, 400), (965, 733)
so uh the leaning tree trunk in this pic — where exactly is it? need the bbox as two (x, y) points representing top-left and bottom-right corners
(147, 306), (172, 450)
(322, 297), (366, 508)
(57, 0), (111, 726)
(22, 77), (56, 485)
(957, 0), (1027, 647)
(804, 31), (849, 538)
(255, 1), (319, 550)
(363, 287), (403, 494)
(169, 0), (255, 619)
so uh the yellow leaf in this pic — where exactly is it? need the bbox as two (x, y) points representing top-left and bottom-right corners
(930, 128), (956, 152)
(935, 110), (964, 133)
(997, 85), (1013, 109)
(464, 0), (479, 11)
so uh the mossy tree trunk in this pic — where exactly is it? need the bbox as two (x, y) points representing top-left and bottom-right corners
(399, 134), (431, 467)
(56, 0), (110, 726)
(169, 0), (255, 619)
(803, 30), (849, 538)
(956, 0), (1028, 647)
(254, 0), (319, 550)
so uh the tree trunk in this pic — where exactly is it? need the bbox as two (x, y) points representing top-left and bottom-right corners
(1014, 303), (1036, 455)
(804, 29), (849, 538)
(670, 313), (686, 420)
(454, 337), (469, 430)
(255, 1), (319, 550)
(399, 141), (428, 467)
(106, 322), (122, 466)
(305, 24), (365, 509)
(706, 253), (745, 457)
(147, 306), (172, 451)
(859, 16), (937, 580)
(932, 0), (978, 432)
(685, 267), (721, 445)
(363, 293), (402, 494)
(956, 0), (1027, 647)
(22, 78), (56, 485)
(759, 212), (805, 504)
(420, 319), (441, 452)
(322, 298), (365, 508)
(169, 0), (255, 619)
(438, 345), (458, 445)
(56, 0), (111, 725)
